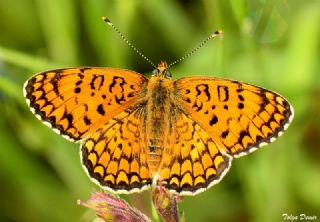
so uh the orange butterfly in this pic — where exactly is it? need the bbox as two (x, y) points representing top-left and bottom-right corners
(24, 60), (293, 195)
(24, 20), (293, 196)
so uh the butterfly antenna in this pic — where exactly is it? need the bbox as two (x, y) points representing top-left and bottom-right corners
(102, 17), (157, 68)
(168, 30), (224, 69)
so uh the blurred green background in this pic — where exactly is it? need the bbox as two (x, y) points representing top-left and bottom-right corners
(0, 0), (319, 221)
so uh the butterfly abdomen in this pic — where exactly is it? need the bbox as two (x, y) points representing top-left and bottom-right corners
(145, 76), (175, 173)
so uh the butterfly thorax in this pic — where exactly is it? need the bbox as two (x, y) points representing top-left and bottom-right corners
(146, 69), (175, 173)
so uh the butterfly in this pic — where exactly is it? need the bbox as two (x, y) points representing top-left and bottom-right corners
(23, 60), (293, 196)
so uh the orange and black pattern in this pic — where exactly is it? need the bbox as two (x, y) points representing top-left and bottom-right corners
(159, 111), (231, 194)
(24, 68), (148, 141)
(24, 62), (294, 195)
(175, 77), (293, 158)
(81, 106), (152, 193)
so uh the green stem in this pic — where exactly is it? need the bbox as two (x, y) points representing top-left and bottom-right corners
(151, 199), (160, 222)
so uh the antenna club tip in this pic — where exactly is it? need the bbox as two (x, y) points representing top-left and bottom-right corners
(215, 29), (224, 35)
(211, 29), (224, 38)
(101, 16), (112, 26)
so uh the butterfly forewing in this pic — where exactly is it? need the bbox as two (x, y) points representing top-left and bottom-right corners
(174, 77), (294, 157)
(24, 68), (148, 141)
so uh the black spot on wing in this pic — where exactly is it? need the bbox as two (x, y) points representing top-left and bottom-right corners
(76, 80), (83, 86)
(238, 94), (244, 101)
(217, 86), (229, 102)
(238, 103), (244, 109)
(90, 74), (105, 90)
(210, 115), (218, 126)
(221, 130), (229, 139)
(109, 76), (126, 93)
(97, 104), (105, 115)
(74, 87), (81, 93)
(195, 84), (210, 101)
(65, 113), (73, 128)
(84, 116), (91, 125)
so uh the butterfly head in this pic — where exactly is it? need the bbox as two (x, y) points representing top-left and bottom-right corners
(152, 61), (172, 78)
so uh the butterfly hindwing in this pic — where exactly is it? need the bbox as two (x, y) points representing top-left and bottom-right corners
(81, 106), (152, 193)
(158, 110), (231, 195)
(24, 68), (148, 141)
(174, 77), (294, 157)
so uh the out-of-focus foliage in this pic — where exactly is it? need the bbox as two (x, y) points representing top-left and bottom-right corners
(0, 0), (319, 222)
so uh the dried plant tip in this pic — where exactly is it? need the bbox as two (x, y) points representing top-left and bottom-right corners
(78, 192), (151, 222)
(152, 186), (180, 222)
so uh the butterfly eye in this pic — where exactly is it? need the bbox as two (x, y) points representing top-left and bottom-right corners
(163, 70), (172, 78)
(152, 68), (160, 76)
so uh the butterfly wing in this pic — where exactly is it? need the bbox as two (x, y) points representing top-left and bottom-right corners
(158, 110), (231, 195)
(174, 76), (294, 157)
(81, 106), (152, 193)
(24, 67), (148, 142)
